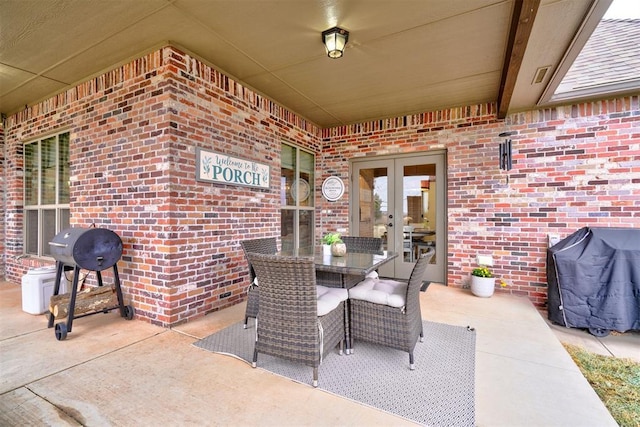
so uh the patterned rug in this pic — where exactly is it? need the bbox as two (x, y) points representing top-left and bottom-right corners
(194, 320), (476, 426)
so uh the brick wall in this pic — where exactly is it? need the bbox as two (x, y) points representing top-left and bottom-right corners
(321, 99), (640, 307)
(2, 44), (639, 323)
(0, 120), (5, 279)
(4, 46), (320, 326)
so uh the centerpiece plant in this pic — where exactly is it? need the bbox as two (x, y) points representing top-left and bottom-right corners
(322, 232), (346, 257)
(322, 232), (343, 246)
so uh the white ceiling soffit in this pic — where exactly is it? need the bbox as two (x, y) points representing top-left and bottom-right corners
(537, 0), (617, 106)
(0, 0), (610, 127)
(509, 0), (611, 112)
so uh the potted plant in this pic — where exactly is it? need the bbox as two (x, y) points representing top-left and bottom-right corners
(470, 265), (495, 297)
(322, 232), (346, 257)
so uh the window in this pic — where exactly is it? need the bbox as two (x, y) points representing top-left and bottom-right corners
(280, 143), (314, 255)
(24, 131), (70, 257)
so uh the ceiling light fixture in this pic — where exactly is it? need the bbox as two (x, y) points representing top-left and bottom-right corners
(322, 27), (349, 59)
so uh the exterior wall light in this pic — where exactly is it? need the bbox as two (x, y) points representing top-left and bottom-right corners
(322, 27), (349, 59)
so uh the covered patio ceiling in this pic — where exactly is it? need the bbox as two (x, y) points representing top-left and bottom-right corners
(0, 0), (613, 128)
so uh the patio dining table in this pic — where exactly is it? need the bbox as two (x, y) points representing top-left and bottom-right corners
(313, 248), (398, 287)
(282, 247), (398, 288)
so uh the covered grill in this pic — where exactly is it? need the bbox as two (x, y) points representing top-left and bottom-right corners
(547, 227), (640, 336)
(47, 227), (134, 340)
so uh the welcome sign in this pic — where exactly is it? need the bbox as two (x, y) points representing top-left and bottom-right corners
(196, 148), (270, 189)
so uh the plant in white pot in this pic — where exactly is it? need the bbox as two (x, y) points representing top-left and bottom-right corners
(470, 265), (495, 297)
(322, 232), (346, 257)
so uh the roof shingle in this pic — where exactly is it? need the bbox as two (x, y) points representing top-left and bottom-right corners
(556, 19), (640, 94)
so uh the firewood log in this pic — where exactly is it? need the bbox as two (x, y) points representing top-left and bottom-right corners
(49, 286), (118, 319)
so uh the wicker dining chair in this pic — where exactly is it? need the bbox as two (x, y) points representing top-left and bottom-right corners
(341, 236), (383, 254)
(348, 248), (435, 369)
(247, 253), (346, 387)
(240, 237), (278, 328)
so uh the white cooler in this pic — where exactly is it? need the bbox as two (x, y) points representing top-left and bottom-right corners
(21, 267), (68, 315)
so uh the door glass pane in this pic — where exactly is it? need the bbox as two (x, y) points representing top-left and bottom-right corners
(403, 164), (436, 264)
(41, 136), (56, 205)
(24, 143), (38, 206)
(58, 133), (70, 203)
(357, 167), (388, 249)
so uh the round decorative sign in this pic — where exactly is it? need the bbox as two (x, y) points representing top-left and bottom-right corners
(291, 178), (310, 202)
(322, 176), (345, 201)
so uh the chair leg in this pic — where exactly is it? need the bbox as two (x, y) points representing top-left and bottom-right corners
(409, 351), (415, 370)
(244, 316), (249, 329)
(313, 367), (319, 387)
(345, 304), (352, 355)
(419, 329), (424, 343)
(252, 348), (258, 368)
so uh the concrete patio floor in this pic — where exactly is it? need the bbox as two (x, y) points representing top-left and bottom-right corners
(1, 279), (636, 426)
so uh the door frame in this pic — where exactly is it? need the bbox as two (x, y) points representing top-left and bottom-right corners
(350, 150), (447, 283)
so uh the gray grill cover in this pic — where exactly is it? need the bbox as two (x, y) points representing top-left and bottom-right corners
(547, 227), (640, 332)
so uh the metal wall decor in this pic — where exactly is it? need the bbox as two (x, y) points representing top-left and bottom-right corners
(499, 131), (515, 171)
(322, 176), (345, 201)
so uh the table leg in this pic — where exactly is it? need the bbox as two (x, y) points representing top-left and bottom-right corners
(341, 274), (353, 354)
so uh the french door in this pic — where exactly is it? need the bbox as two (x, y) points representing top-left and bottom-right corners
(351, 152), (446, 282)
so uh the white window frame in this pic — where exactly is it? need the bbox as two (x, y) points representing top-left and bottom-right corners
(23, 131), (70, 257)
(280, 142), (315, 254)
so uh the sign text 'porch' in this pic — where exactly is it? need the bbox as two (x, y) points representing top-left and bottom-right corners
(196, 148), (270, 189)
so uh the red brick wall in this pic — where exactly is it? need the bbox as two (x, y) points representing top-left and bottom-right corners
(3, 44), (639, 323)
(4, 46), (320, 326)
(0, 120), (5, 279)
(321, 99), (640, 307)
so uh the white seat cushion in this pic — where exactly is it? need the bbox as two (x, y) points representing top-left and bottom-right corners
(316, 285), (348, 316)
(348, 278), (407, 308)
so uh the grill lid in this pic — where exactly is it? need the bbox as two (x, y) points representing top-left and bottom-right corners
(49, 227), (123, 271)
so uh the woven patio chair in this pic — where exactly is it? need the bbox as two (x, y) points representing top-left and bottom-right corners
(240, 237), (278, 328)
(341, 236), (383, 254)
(348, 248), (435, 369)
(248, 253), (346, 387)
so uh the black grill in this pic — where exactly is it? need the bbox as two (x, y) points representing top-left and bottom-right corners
(49, 227), (123, 271)
(47, 227), (134, 340)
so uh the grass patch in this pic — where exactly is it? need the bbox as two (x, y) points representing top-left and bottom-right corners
(563, 343), (640, 427)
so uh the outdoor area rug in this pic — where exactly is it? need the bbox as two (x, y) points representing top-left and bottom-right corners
(194, 320), (476, 426)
